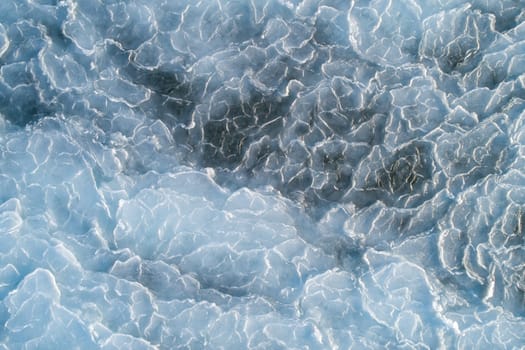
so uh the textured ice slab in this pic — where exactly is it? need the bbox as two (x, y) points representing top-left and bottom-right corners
(1, 0), (525, 349)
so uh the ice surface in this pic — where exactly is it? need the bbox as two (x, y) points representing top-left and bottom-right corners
(0, 0), (525, 348)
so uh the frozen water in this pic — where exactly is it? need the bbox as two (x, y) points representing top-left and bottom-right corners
(0, 0), (525, 348)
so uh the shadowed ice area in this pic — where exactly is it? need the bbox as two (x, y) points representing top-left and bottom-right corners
(1, 0), (525, 348)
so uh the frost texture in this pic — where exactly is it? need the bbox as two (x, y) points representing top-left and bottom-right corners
(0, 0), (525, 349)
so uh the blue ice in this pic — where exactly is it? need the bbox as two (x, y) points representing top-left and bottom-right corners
(1, 0), (525, 348)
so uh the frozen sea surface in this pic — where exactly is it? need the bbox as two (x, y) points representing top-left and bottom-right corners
(1, 0), (525, 348)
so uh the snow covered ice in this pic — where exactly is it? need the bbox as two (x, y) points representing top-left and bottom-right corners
(1, 0), (525, 348)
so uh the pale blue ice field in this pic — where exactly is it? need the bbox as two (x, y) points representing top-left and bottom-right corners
(1, 0), (525, 348)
